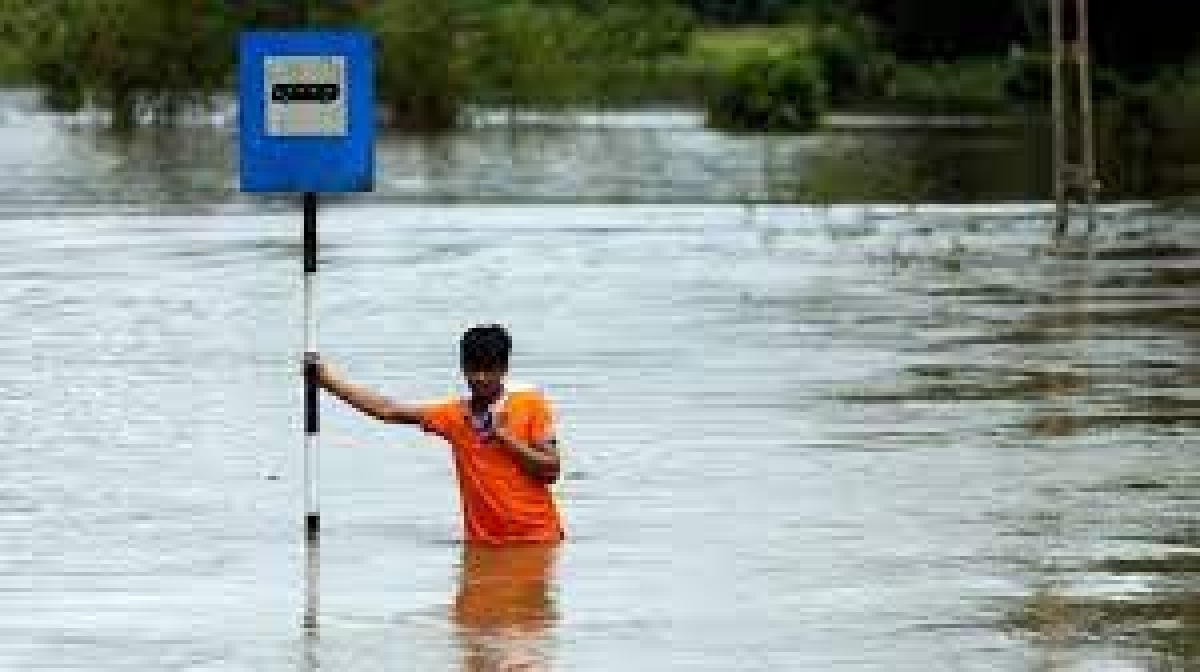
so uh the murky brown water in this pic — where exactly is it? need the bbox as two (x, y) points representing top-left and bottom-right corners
(1, 91), (1198, 670)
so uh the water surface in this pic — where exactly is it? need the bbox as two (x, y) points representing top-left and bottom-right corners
(1, 94), (1198, 670)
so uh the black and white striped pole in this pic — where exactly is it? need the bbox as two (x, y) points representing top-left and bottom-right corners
(302, 191), (321, 630)
(238, 31), (374, 632)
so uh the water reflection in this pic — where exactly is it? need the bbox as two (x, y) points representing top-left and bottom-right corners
(302, 629), (319, 672)
(452, 544), (559, 672)
(796, 126), (1048, 204)
(8, 89), (1198, 213)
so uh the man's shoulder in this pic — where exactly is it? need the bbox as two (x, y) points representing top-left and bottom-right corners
(414, 394), (466, 437)
(505, 382), (551, 404)
(506, 381), (541, 395)
(419, 394), (465, 419)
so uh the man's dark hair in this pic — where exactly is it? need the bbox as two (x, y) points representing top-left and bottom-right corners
(460, 324), (512, 372)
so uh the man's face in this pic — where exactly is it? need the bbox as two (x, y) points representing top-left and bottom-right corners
(464, 368), (506, 403)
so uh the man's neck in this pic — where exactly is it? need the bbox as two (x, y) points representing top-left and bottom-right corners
(468, 390), (505, 411)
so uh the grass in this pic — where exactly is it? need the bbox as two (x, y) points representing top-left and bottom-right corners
(691, 24), (809, 63)
(881, 59), (1015, 115)
(692, 23), (1017, 116)
(0, 44), (28, 85)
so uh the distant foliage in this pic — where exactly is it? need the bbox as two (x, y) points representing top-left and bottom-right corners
(0, 0), (696, 130)
(3, 0), (1198, 132)
(855, 0), (1028, 62)
(681, 0), (799, 24)
(6, 0), (235, 129)
(368, 0), (467, 132)
(882, 60), (1012, 115)
(1086, 1), (1198, 82)
(855, 0), (1198, 80)
(1004, 52), (1129, 105)
(805, 13), (889, 106)
(706, 49), (825, 132)
(468, 1), (695, 110)
(468, 3), (588, 110)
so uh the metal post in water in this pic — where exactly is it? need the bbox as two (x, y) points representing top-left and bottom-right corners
(302, 191), (321, 630)
(1050, 0), (1069, 235)
(1075, 0), (1098, 231)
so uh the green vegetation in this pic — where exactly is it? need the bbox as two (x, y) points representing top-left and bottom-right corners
(0, 19), (25, 86)
(692, 25), (807, 62)
(883, 60), (1013, 115)
(2, 0), (236, 128)
(0, 52), (23, 87)
(367, 0), (467, 131)
(468, 2), (595, 110)
(805, 18), (888, 106)
(0, 0), (1197, 135)
(705, 49), (823, 132)
(475, 1), (697, 108)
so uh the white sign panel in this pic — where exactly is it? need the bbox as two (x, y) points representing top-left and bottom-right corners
(265, 55), (347, 136)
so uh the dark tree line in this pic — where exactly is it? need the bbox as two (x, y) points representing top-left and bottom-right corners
(677, 0), (1198, 78)
(854, 0), (1197, 78)
(3, 0), (1196, 131)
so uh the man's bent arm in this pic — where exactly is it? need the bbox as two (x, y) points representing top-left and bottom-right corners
(313, 358), (424, 426)
(493, 431), (561, 485)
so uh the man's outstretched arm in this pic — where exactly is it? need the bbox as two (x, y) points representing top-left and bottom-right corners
(312, 356), (424, 426)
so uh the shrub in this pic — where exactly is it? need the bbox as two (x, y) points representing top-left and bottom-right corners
(368, 0), (467, 132)
(705, 49), (825, 132)
(584, 3), (695, 62)
(805, 13), (889, 106)
(884, 59), (1011, 115)
(8, 0), (234, 128)
(466, 1), (697, 111)
(467, 2), (587, 110)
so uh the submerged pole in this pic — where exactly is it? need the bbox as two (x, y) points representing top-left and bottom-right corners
(1050, 0), (1069, 235)
(1075, 0), (1098, 231)
(303, 191), (321, 629)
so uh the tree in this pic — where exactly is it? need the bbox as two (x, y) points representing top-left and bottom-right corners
(1087, 0), (1197, 81)
(857, 0), (1198, 78)
(10, 0), (236, 129)
(680, 0), (799, 24)
(368, 0), (468, 131)
(855, 0), (1026, 61)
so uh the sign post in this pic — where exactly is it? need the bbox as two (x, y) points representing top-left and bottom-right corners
(238, 31), (374, 630)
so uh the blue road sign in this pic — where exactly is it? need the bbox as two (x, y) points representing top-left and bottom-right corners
(239, 31), (374, 193)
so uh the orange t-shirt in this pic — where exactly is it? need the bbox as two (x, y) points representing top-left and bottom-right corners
(419, 387), (564, 545)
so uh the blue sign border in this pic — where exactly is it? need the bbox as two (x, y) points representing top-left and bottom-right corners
(239, 31), (374, 193)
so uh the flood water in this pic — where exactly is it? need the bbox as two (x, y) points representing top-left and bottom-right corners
(1, 91), (1198, 670)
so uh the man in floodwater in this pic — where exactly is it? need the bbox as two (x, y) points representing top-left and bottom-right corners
(312, 324), (565, 545)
